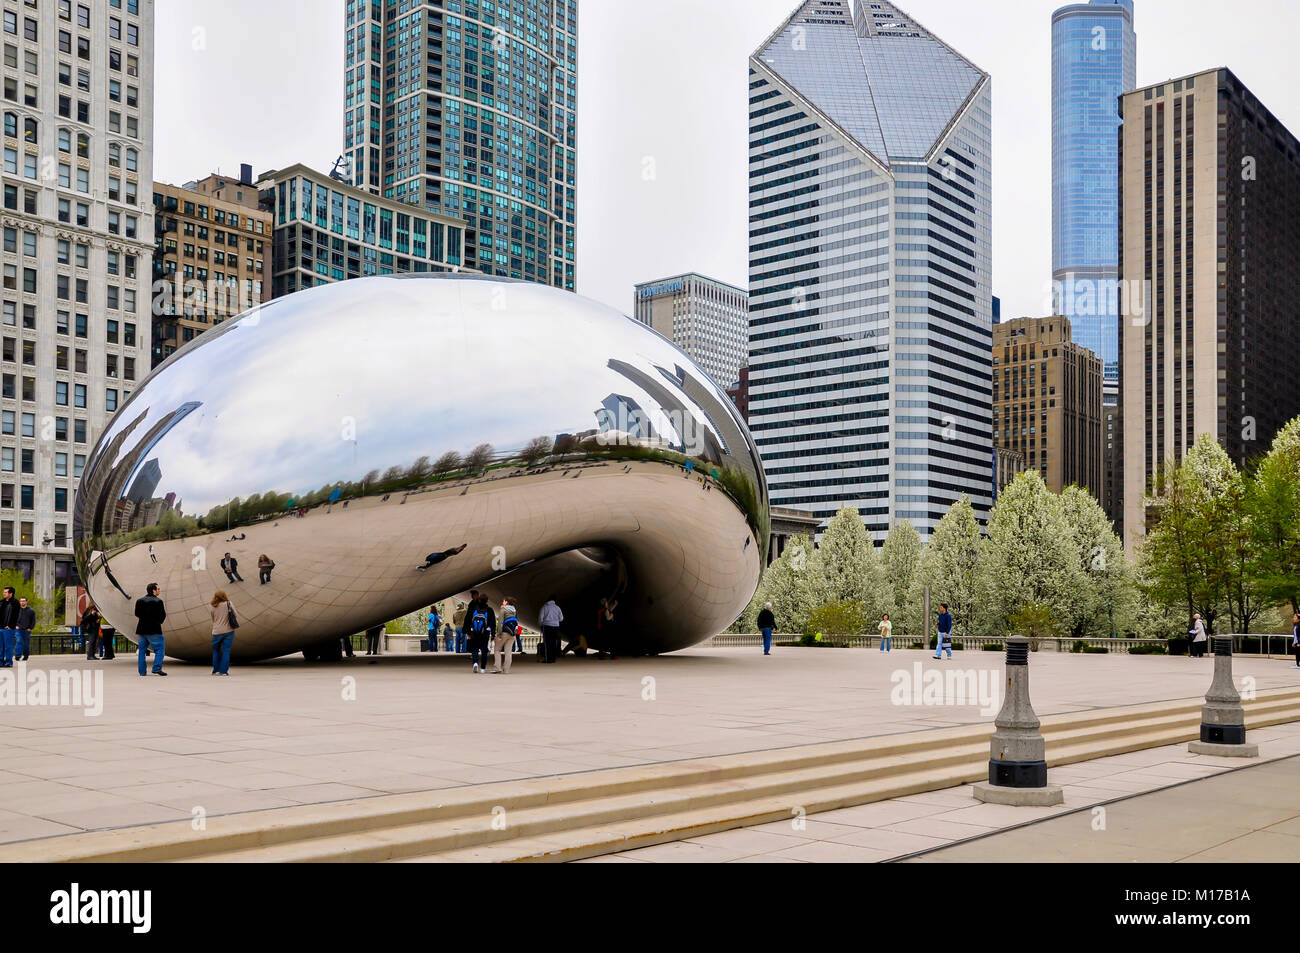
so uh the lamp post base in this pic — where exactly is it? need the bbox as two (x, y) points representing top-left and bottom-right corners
(972, 781), (1064, 806)
(1188, 741), (1260, 758)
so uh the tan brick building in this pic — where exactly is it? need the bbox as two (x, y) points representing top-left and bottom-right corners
(151, 168), (271, 367)
(993, 316), (1104, 499)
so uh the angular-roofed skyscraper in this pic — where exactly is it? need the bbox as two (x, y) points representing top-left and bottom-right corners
(748, 0), (993, 539)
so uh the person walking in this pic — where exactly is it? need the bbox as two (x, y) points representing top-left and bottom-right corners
(221, 553), (244, 584)
(209, 590), (237, 676)
(365, 624), (384, 656)
(1291, 613), (1298, 669)
(15, 596), (35, 661)
(539, 596), (563, 664)
(1191, 614), (1209, 658)
(257, 554), (275, 585)
(878, 613), (893, 653)
(594, 598), (620, 660)
(934, 604), (954, 660)
(148, 544), (157, 564)
(0, 586), (19, 668)
(466, 597), (495, 674)
(134, 584), (168, 676)
(452, 601), (468, 654)
(492, 597), (519, 674)
(757, 603), (777, 657)
(82, 604), (102, 661)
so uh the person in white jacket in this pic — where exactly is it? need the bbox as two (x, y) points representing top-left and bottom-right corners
(1191, 614), (1209, 658)
(539, 597), (563, 664)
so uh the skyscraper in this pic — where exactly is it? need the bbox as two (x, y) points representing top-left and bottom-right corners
(342, 0), (576, 290)
(634, 273), (748, 391)
(1051, 0), (1136, 396)
(1, 0), (155, 599)
(1119, 69), (1300, 551)
(749, 0), (993, 539)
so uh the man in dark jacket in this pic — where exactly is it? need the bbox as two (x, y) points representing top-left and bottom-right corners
(82, 605), (103, 661)
(15, 596), (35, 662)
(465, 596), (495, 674)
(757, 603), (777, 657)
(0, 586), (19, 668)
(221, 554), (243, 584)
(134, 584), (168, 676)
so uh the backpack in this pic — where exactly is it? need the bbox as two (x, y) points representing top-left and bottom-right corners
(471, 609), (488, 634)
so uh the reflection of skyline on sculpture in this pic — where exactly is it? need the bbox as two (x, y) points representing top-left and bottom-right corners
(74, 275), (768, 663)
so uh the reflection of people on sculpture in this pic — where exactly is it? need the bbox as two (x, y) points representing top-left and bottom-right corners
(417, 544), (468, 572)
(96, 553), (132, 601)
(148, 544), (157, 564)
(258, 554), (275, 585)
(221, 553), (244, 583)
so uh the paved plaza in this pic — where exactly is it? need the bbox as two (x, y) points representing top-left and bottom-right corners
(1, 646), (1297, 852)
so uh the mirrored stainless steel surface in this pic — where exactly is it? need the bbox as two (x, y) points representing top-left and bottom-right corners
(74, 275), (768, 663)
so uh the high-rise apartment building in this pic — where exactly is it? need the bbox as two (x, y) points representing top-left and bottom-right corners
(993, 317), (1103, 498)
(633, 273), (748, 391)
(342, 0), (576, 290)
(1119, 69), (1300, 550)
(1051, 0), (1136, 395)
(151, 168), (272, 367)
(0, 0), (154, 598)
(256, 163), (469, 295)
(748, 0), (993, 539)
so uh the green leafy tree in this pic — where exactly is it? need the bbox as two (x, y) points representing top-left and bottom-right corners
(1059, 485), (1140, 638)
(1140, 435), (1238, 635)
(742, 534), (817, 634)
(0, 570), (61, 633)
(881, 520), (922, 633)
(979, 471), (1084, 636)
(908, 497), (982, 636)
(804, 600), (868, 639)
(1250, 418), (1300, 614)
(808, 507), (886, 620)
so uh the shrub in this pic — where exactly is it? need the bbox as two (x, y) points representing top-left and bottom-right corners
(1083, 646), (1110, 655)
(804, 600), (868, 639)
(1072, 640), (1089, 654)
(1129, 644), (1167, 656)
(982, 642), (1004, 652)
(1167, 637), (1190, 656)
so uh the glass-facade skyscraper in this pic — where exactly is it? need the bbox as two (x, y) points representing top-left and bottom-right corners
(1051, 0), (1136, 393)
(343, 0), (577, 290)
(749, 0), (994, 540)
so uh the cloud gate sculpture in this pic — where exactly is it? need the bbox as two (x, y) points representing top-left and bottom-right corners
(73, 275), (769, 663)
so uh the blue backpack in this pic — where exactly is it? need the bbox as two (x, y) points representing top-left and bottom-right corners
(471, 609), (489, 634)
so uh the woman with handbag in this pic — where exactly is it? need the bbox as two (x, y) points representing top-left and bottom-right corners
(210, 590), (238, 676)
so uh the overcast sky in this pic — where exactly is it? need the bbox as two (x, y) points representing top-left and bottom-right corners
(156, 0), (1299, 323)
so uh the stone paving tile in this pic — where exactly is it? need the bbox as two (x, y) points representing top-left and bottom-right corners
(767, 840), (897, 863)
(616, 840), (752, 863)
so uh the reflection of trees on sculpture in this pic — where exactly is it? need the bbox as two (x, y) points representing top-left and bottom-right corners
(465, 443), (495, 474)
(434, 452), (464, 477)
(519, 436), (555, 466)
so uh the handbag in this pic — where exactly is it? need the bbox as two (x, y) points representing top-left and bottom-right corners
(226, 603), (240, 630)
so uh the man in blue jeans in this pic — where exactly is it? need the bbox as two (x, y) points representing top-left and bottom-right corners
(935, 604), (954, 660)
(0, 586), (18, 668)
(15, 596), (35, 662)
(134, 583), (168, 676)
(757, 603), (777, 657)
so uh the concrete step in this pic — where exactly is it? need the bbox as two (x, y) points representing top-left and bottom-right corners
(6, 687), (1298, 864)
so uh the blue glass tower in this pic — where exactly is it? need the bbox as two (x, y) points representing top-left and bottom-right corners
(1051, 0), (1135, 396)
(343, 0), (577, 291)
